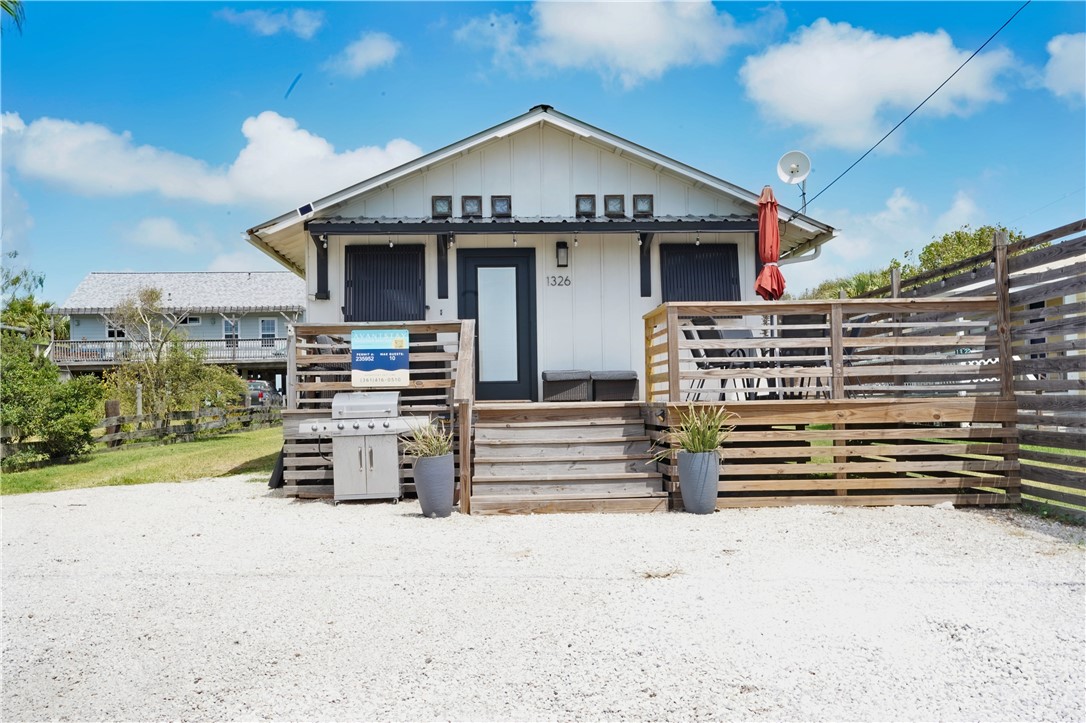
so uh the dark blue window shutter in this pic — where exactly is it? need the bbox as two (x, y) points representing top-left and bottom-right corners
(344, 245), (425, 322)
(660, 244), (740, 302)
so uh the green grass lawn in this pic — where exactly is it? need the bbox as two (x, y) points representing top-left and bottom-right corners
(1, 427), (282, 496)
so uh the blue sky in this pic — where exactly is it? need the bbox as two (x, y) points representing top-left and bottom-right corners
(2, 1), (1084, 302)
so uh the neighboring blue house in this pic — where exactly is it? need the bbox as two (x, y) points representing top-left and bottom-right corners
(50, 272), (306, 386)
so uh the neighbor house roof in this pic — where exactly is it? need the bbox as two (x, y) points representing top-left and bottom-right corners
(53, 272), (307, 315)
(246, 104), (837, 274)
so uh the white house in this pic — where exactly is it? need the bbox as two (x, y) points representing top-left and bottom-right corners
(246, 105), (837, 401)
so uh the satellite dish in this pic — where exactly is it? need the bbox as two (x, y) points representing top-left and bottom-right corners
(776, 150), (811, 185)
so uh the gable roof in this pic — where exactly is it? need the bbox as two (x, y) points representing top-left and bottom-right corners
(246, 105), (836, 272)
(54, 272), (306, 315)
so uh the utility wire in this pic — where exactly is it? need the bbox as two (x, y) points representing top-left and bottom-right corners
(790, 0), (1031, 221)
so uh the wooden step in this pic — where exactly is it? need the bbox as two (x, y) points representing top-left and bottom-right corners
(474, 450), (654, 463)
(470, 480), (663, 496)
(475, 435), (650, 446)
(471, 471), (661, 483)
(469, 492), (669, 515)
(474, 455), (656, 477)
(474, 421), (648, 441)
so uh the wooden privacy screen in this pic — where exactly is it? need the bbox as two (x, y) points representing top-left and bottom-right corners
(865, 219), (1085, 522)
(645, 399), (1019, 508)
(280, 321), (475, 505)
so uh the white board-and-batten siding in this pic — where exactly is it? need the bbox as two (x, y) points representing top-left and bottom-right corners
(304, 123), (759, 395)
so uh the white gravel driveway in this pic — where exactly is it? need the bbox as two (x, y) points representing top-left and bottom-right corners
(3, 476), (1084, 721)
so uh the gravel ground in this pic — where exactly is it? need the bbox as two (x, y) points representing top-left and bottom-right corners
(2, 476), (1084, 722)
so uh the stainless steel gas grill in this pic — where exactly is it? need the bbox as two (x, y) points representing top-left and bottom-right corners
(301, 391), (414, 504)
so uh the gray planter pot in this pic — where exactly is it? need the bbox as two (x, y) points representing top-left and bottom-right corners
(677, 450), (720, 514)
(414, 453), (454, 518)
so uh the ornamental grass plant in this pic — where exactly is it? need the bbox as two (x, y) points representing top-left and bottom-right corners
(403, 419), (454, 458)
(653, 403), (737, 460)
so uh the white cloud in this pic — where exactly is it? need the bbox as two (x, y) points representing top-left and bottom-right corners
(1043, 33), (1085, 101)
(786, 188), (983, 295)
(207, 247), (286, 273)
(740, 19), (1016, 150)
(216, 8), (324, 40)
(1, 169), (34, 254)
(1, 111), (423, 212)
(323, 32), (401, 77)
(457, 1), (760, 89)
(124, 217), (207, 252)
(934, 190), (981, 233)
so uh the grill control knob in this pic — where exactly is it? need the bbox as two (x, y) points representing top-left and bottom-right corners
(382, 420), (390, 428)
(352, 421), (360, 429)
(337, 422), (344, 430)
(368, 421), (376, 429)
(310, 424), (318, 431)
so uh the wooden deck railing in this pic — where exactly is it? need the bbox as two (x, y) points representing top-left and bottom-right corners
(281, 320), (476, 507)
(51, 338), (289, 365)
(644, 298), (1006, 403)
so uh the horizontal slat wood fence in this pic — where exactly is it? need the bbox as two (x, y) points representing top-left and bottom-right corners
(1, 406), (282, 464)
(282, 321), (475, 508)
(646, 399), (1019, 509)
(862, 219), (1085, 522)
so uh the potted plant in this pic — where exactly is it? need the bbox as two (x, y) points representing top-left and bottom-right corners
(655, 404), (737, 514)
(404, 419), (455, 518)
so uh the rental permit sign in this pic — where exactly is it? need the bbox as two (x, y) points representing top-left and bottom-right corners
(351, 329), (410, 387)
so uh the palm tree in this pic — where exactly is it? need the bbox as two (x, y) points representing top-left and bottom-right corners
(1, 0), (24, 31)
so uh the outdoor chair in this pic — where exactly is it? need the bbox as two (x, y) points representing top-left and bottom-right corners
(683, 317), (756, 401)
(777, 314), (830, 399)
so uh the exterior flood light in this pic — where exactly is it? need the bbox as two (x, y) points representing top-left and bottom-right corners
(556, 240), (569, 268)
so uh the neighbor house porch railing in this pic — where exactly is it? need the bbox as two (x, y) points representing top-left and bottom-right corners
(50, 337), (289, 365)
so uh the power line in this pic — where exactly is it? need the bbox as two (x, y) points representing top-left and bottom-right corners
(791, 0), (1031, 220)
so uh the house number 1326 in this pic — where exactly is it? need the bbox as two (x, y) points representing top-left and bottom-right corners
(546, 275), (571, 287)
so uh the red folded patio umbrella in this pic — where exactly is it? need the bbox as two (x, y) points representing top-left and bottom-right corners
(754, 185), (785, 301)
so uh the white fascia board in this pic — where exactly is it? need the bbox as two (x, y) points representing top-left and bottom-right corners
(248, 109), (550, 239)
(247, 106), (836, 243)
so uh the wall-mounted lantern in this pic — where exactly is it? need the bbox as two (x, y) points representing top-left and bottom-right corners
(556, 240), (569, 268)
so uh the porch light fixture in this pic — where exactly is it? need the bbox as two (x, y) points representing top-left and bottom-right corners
(512, 232), (518, 247)
(448, 233), (456, 247)
(388, 232), (394, 248)
(695, 232), (701, 247)
(556, 240), (569, 268)
(573, 231), (579, 248)
(319, 233), (328, 249)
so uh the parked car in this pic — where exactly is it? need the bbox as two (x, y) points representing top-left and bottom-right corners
(247, 380), (281, 406)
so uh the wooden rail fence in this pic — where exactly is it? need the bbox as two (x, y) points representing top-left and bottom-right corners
(1, 406), (282, 465)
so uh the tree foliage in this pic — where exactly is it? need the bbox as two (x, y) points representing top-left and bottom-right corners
(800, 224), (1025, 299)
(101, 287), (246, 424)
(1, 0), (24, 32)
(0, 335), (104, 466)
(1, 252), (67, 342)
